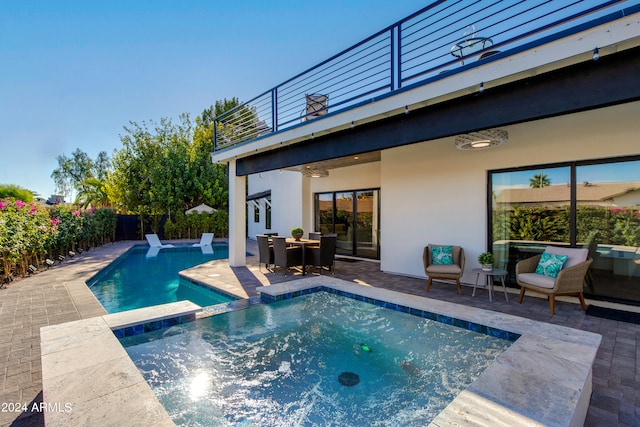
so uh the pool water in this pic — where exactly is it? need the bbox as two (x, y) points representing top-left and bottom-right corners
(88, 244), (234, 313)
(120, 291), (513, 426)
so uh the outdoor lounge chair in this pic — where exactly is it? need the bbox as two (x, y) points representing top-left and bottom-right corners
(272, 236), (302, 276)
(192, 233), (214, 247)
(516, 246), (592, 315)
(423, 244), (465, 294)
(145, 233), (175, 248)
(305, 235), (337, 274)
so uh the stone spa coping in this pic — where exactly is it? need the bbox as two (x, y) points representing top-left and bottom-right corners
(40, 277), (601, 426)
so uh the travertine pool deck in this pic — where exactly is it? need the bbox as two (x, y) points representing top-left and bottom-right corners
(0, 239), (638, 426)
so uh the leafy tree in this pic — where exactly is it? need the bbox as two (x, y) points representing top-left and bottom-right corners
(0, 184), (34, 202)
(529, 173), (551, 188)
(51, 148), (111, 202)
(212, 97), (261, 147)
(107, 113), (228, 230)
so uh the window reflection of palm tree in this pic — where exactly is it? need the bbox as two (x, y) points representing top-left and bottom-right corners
(529, 173), (551, 188)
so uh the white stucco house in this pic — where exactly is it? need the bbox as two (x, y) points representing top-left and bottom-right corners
(211, 1), (640, 305)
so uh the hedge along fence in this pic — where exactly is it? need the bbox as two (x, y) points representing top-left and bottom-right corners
(0, 198), (117, 280)
(162, 210), (229, 240)
(492, 205), (640, 247)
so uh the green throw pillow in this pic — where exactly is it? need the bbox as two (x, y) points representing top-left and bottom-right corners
(535, 252), (568, 278)
(431, 246), (453, 265)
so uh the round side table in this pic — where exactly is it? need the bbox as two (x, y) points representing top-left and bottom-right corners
(471, 268), (509, 302)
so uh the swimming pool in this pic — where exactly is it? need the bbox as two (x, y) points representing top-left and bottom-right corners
(120, 290), (515, 426)
(87, 244), (235, 313)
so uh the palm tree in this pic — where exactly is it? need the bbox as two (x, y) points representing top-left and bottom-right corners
(75, 177), (111, 208)
(529, 173), (551, 188)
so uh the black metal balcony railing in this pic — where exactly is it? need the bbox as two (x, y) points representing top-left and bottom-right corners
(214, 0), (635, 151)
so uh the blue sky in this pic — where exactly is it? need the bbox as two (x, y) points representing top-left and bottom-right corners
(0, 0), (428, 198)
(493, 161), (640, 191)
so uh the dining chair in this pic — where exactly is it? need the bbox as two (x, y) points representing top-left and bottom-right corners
(272, 236), (302, 276)
(305, 235), (337, 274)
(256, 235), (274, 272)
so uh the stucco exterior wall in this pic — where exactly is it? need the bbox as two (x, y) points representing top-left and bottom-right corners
(247, 170), (303, 239)
(380, 103), (640, 283)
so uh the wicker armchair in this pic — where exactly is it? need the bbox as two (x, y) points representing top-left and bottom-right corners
(516, 246), (592, 315)
(423, 245), (465, 294)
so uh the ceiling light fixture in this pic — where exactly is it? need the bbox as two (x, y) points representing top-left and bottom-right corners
(301, 166), (329, 178)
(455, 129), (508, 150)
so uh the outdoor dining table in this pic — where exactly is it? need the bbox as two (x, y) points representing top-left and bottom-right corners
(285, 238), (320, 275)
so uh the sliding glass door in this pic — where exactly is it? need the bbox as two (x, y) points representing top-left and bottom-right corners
(489, 156), (640, 304)
(314, 189), (380, 258)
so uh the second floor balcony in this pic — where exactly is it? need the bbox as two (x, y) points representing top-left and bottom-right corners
(212, 0), (640, 158)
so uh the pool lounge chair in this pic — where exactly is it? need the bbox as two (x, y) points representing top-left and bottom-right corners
(145, 234), (175, 248)
(192, 233), (214, 247)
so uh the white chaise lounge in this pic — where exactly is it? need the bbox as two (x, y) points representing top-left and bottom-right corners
(145, 233), (175, 248)
(192, 233), (214, 247)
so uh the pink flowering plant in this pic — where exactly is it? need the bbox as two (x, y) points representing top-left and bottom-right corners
(0, 198), (116, 280)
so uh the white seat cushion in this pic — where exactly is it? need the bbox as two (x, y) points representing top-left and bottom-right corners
(518, 272), (556, 289)
(544, 246), (588, 268)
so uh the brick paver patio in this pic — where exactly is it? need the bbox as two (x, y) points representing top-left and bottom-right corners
(0, 239), (638, 426)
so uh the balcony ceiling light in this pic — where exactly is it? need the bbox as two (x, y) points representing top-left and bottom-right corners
(455, 129), (508, 150)
(301, 166), (329, 178)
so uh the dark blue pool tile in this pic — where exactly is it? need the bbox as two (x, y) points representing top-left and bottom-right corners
(162, 317), (179, 328)
(487, 327), (512, 340)
(124, 324), (144, 337)
(506, 332), (522, 342)
(397, 305), (411, 313)
(385, 302), (399, 311)
(144, 320), (164, 332)
(437, 315), (455, 325)
(468, 323), (488, 335)
(113, 328), (125, 338)
(260, 294), (276, 303)
(409, 307), (423, 316)
(452, 318), (470, 329)
(422, 311), (438, 321)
